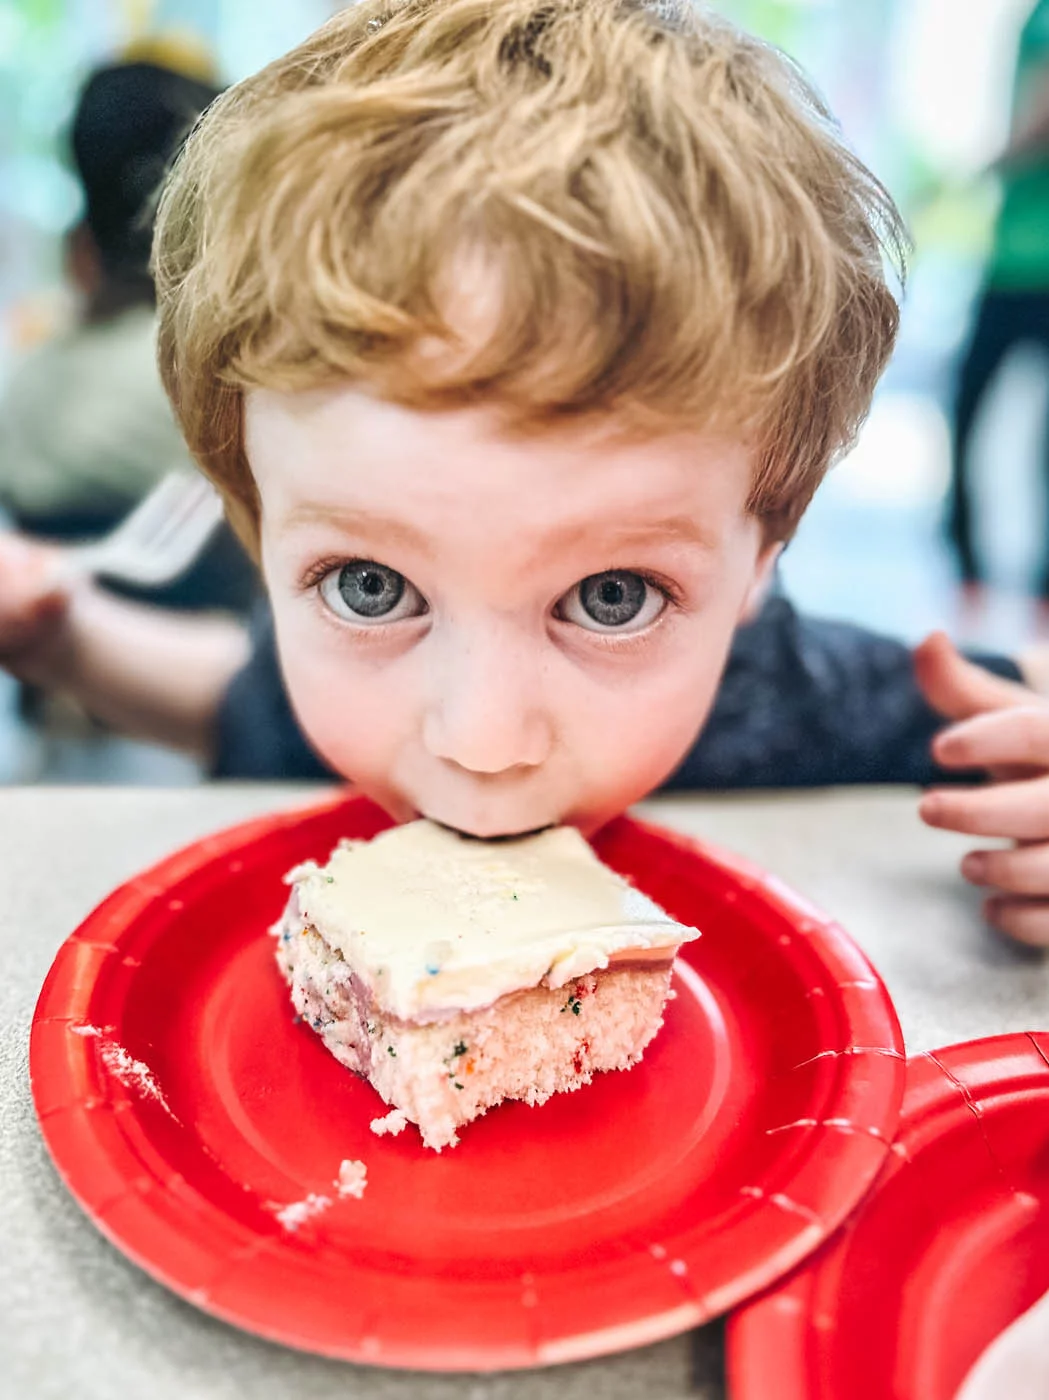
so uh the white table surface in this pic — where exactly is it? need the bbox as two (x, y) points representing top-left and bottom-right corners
(3, 784), (1048, 1400)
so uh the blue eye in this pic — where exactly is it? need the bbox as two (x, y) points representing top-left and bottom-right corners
(337, 562), (403, 616)
(558, 571), (668, 633)
(318, 561), (426, 624)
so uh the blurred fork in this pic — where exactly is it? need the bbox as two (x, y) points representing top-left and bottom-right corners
(62, 470), (226, 589)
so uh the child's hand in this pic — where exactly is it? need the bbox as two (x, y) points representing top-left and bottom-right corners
(0, 533), (70, 678)
(915, 630), (1049, 946)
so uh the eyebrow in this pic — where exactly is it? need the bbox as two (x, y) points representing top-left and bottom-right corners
(281, 504), (715, 560)
(280, 504), (436, 558)
(542, 514), (718, 555)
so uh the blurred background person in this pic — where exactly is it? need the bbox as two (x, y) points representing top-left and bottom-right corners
(947, 0), (1049, 600)
(0, 58), (216, 541)
(0, 46), (256, 616)
(0, 33), (262, 781)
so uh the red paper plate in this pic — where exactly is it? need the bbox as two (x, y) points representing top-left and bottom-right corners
(31, 793), (904, 1371)
(729, 1032), (1049, 1400)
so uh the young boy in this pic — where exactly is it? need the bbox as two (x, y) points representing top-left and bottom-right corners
(5, 0), (1049, 946)
(153, 0), (907, 834)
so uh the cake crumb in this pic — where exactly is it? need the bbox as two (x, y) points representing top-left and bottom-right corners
(271, 1192), (332, 1231)
(370, 1108), (410, 1138)
(98, 1039), (174, 1117)
(336, 1159), (368, 1198)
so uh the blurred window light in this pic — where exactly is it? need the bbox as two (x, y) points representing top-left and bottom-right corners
(887, 0), (1032, 172)
(830, 393), (951, 508)
(0, 154), (79, 234)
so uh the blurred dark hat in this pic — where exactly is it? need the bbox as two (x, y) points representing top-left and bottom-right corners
(70, 59), (221, 277)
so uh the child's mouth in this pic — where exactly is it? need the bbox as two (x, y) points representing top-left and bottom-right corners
(424, 815), (557, 844)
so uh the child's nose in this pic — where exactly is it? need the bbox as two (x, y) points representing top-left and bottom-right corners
(421, 629), (553, 775)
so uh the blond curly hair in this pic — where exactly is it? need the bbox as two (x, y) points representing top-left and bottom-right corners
(153, 0), (906, 553)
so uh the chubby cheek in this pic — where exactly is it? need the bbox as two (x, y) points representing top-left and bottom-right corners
(564, 640), (730, 828)
(273, 618), (411, 795)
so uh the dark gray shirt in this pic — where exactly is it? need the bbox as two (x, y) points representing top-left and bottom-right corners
(214, 595), (1021, 787)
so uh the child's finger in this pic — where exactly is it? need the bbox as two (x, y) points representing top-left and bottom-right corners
(961, 842), (1049, 896)
(914, 631), (1033, 721)
(983, 894), (1049, 948)
(0, 533), (64, 597)
(0, 533), (69, 656)
(919, 774), (1049, 839)
(933, 705), (1049, 771)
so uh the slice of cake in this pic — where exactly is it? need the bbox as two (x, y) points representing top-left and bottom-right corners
(272, 820), (699, 1150)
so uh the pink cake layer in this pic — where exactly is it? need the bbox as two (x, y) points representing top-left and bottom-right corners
(277, 923), (675, 1150)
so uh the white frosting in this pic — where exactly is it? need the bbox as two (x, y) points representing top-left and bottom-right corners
(288, 820), (699, 1019)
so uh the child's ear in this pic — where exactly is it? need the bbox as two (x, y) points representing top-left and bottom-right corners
(739, 541), (783, 623)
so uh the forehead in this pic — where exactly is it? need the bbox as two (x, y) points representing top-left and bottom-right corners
(245, 385), (755, 546)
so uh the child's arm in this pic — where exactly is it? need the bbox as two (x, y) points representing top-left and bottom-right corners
(0, 533), (249, 759)
(916, 631), (1049, 947)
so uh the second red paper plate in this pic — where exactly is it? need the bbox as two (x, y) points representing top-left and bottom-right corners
(729, 1032), (1049, 1400)
(31, 793), (904, 1370)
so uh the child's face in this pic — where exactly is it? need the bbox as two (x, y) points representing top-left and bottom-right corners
(248, 386), (777, 837)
